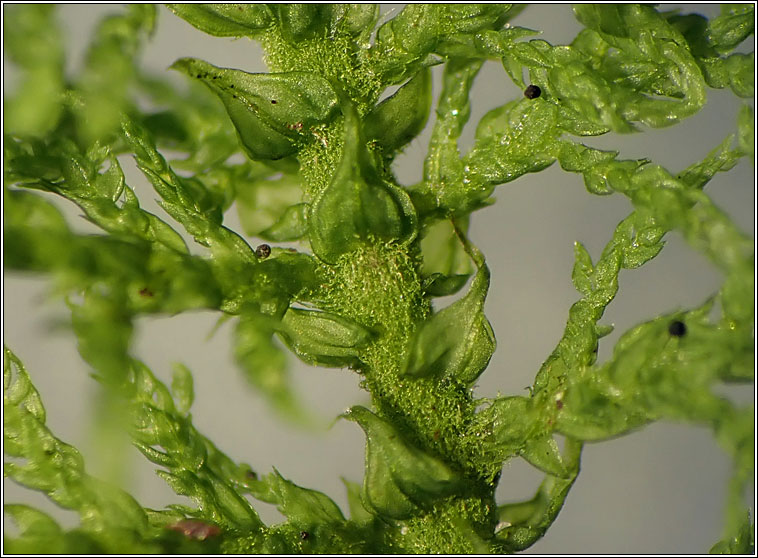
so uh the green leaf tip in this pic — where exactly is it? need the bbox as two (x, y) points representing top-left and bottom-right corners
(364, 67), (433, 153)
(343, 406), (466, 520)
(403, 245), (495, 385)
(276, 307), (374, 368)
(167, 4), (273, 38)
(308, 103), (418, 263)
(171, 57), (340, 160)
(247, 468), (345, 526)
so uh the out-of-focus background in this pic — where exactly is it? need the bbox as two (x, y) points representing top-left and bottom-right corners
(3, 4), (755, 553)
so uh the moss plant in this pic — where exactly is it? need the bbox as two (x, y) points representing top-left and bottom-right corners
(3, 4), (754, 554)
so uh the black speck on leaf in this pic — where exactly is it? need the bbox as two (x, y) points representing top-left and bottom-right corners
(300, 531), (310, 540)
(256, 244), (272, 259)
(524, 84), (541, 99)
(271, 99), (277, 104)
(668, 320), (687, 337)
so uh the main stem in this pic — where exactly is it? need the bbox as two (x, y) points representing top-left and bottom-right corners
(259, 29), (503, 553)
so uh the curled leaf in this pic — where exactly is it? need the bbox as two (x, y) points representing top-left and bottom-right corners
(419, 218), (473, 297)
(464, 99), (561, 193)
(275, 308), (373, 368)
(259, 203), (310, 242)
(325, 4), (380, 39)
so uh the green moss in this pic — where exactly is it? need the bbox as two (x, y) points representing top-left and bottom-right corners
(3, 4), (753, 554)
(259, 25), (382, 105)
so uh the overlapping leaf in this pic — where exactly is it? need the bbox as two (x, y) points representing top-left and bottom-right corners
(343, 406), (466, 520)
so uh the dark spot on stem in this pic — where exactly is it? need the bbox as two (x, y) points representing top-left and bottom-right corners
(668, 320), (687, 337)
(556, 399), (564, 410)
(524, 84), (542, 99)
(300, 531), (310, 540)
(139, 287), (153, 297)
(271, 99), (277, 104)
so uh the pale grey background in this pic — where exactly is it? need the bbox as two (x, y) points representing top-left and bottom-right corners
(3, 4), (755, 553)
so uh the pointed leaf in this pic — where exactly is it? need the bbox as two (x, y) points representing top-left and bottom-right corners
(403, 263), (495, 385)
(419, 218), (473, 296)
(4, 504), (63, 539)
(520, 435), (569, 478)
(571, 241), (594, 296)
(171, 58), (339, 160)
(341, 478), (374, 523)
(364, 67), (433, 153)
(309, 104), (418, 263)
(170, 363), (194, 416)
(248, 469), (345, 526)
